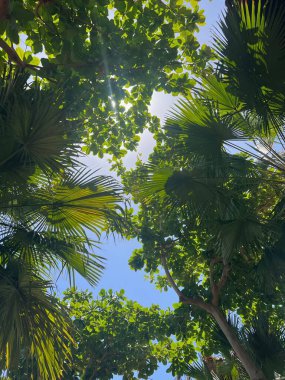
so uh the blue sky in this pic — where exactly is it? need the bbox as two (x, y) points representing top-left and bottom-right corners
(57, 1), (225, 378)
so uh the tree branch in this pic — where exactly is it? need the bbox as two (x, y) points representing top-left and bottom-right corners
(160, 254), (184, 299)
(0, 38), (24, 67)
(160, 251), (211, 312)
(0, 38), (41, 72)
(218, 263), (230, 290)
(210, 258), (230, 306)
(0, 0), (9, 20)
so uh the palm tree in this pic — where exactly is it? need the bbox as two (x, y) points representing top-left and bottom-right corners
(0, 68), (125, 379)
(133, 0), (285, 378)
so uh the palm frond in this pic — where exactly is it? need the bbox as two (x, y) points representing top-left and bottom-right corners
(0, 168), (124, 285)
(215, 216), (265, 260)
(136, 164), (228, 223)
(184, 359), (214, 380)
(214, 0), (285, 135)
(165, 97), (245, 165)
(1, 169), (124, 238)
(202, 75), (242, 116)
(0, 261), (73, 380)
(136, 166), (174, 201)
(33, 171), (123, 236)
(0, 69), (80, 179)
(0, 226), (104, 286)
(241, 315), (285, 378)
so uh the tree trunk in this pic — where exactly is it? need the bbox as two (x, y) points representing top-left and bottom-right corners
(210, 307), (267, 380)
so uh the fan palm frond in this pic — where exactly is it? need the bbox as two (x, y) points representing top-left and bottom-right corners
(165, 98), (245, 166)
(137, 166), (175, 201)
(0, 261), (73, 380)
(31, 171), (124, 236)
(201, 75), (242, 117)
(184, 359), (215, 380)
(0, 69), (79, 179)
(0, 227), (104, 286)
(0, 169), (124, 285)
(215, 0), (285, 135)
(215, 216), (265, 260)
(1, 169), (124, 238)
(242, 315), (285, 378)
(136, 164), (228, 223)
(136, 160), (269, 261)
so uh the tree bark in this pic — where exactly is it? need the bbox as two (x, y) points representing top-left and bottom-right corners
(0, 0), (9, 20)
(210, 306), (267, 380)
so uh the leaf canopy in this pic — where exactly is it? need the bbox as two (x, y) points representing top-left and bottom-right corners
(0, 0), (211, 163)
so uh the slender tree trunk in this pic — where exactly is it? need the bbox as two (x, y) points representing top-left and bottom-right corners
(210, 307), (266, 380)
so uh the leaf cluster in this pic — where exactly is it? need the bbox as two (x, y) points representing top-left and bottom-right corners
(61, 288), (172, 379)
(0, 0), (212, 163)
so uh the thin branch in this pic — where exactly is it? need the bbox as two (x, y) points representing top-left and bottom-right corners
(210, 258), (230, 306)
(160, 254), (184, 299)
(160, 250), (211, 312)
(218, 263), (230, 290)
(0, 38), (41, 72)
(0, 38), (24, 67)
(210, 257), (220, 306)
(0, 0), (9, 21)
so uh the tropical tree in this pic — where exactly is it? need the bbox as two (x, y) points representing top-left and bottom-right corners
(124, 1), (285, 379)
(0, 68), (125, 379)
(0, 0), (211, 166)
(61, 288), (171, 380)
